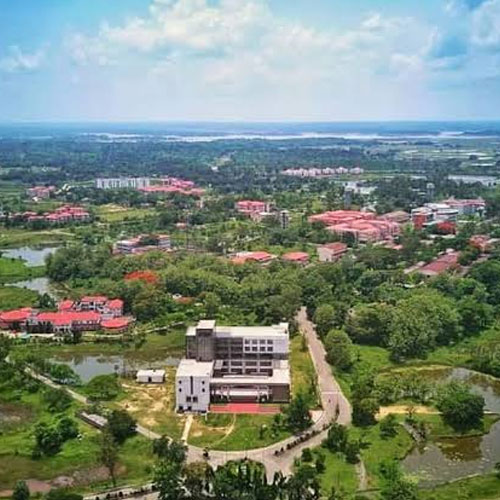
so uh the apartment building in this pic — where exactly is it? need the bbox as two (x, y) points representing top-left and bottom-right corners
(95, 177), (151, 190)
(176, 320), (290, 413)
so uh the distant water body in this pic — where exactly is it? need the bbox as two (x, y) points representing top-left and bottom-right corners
(1, 121), (500, 141)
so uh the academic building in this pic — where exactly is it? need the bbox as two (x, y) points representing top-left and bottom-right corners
(175, 320), (291, 413)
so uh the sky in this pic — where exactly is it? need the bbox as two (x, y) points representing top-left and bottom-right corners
(0, 0), (500, 122)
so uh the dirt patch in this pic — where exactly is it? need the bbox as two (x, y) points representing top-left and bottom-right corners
(0, 402), (34, 429)
(119, 379), (181, 431)
(377, 405), (438, 419)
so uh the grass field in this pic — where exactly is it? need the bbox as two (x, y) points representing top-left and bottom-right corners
(290, 334), (320, 408)
(420, 473), (500, 500)
(0, 257), (45, 284)
(0, 228), (73, 248)
(317, 449), (358, 496)
(0, 286), (39, 309)
(350, 422), (414, 489)
(96, 205), (156, 223)
(189, 413), (290, 450)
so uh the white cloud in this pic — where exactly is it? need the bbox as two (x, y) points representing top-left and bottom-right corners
(0, 45), (46, 73)
(471, 0), (500, 48)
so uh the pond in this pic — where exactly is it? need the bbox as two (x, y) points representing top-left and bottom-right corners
(50, 354), (180, 383)
(401, 367), (500, 486)
(0, 246), (58, 267)
(10, 277), (56, 299)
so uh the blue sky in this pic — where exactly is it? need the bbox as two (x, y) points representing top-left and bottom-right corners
(1, 0), (499, 121)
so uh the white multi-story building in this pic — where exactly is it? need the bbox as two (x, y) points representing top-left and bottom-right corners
(95, 177), (151, 190)
(175, 320), (291, 413)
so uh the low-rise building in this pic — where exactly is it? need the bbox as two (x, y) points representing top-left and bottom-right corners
(230, 251), (276, 265)
(136, 369), (166, 384)
(281, 251), (309, 264)
(114, 234), (171, 255)
(317, 242), (348, 262)
(176, 320), (291, 413)
(419, 251), (460, 277)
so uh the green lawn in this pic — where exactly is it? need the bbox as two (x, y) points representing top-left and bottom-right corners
(409, 413), (499, 439)
(420, 473), (500, 500)
(317, 449), (358, 496)
(0, 228), (73, 248)
(0, 257), (45, 284)
(290, 334), (320, 408)
(96, 205), (156, 223)
(189, 414), (291, 451)
(350, 422), (414, 489)
(0, 286), (39, 310)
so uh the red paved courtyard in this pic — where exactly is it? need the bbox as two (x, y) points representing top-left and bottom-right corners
(210, 403), (281, 414)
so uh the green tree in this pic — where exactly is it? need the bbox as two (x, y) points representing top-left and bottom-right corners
(324, 329), (353, 371)
(154, 460), (186, 500)
(436, 381), (485, 431)
(12, 481), (30, 500)
(99, 430), (119, 487)
(152, 437), (187, 463)
(285, 393), (312, 432)
(313, 304), (336, 337)
(42, 388), (72, 413)
(323, 423), (348, 453)
(345, 303), (393, 346)
(34, 422), (63, 456)
(379, 414), (398, 439)
(57, 416), (79, 441)
(107, 409), (137, 444)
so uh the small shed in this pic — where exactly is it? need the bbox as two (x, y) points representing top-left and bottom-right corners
(136, 369), (166, 384)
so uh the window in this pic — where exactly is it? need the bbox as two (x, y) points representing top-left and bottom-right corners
(186, 396), (192, 402)
(193, 396), (198, 403)
(202, 380), (205, 385)
(178, 388), (182, 392)
(267, 347), (273, 352)
(202, 388), (205, 393)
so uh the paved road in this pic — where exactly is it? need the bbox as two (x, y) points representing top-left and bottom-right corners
(296, 307), (351, 426)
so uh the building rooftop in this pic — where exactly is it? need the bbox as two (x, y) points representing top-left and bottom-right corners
(186, 321), (289, 339)
(137, 369), (165, 377)
(176, 359), (214, 378)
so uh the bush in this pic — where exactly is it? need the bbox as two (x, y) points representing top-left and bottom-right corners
(42, 388), (72, 413)
(86, 374), (121, 401)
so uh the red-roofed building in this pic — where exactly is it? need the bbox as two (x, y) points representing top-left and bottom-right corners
(28, 311), (101, 333)
(281, 252), (309, 264)
(419, 252), (460, 277)
(317, 242), (348, 262)
(101, 317), (134, 332)
(230, 251), (275, 265)
(58, 300), (75, 311)
(236, 200), (272, 220)
(469, 235), (492, 253)
(0, 308), (35, 330)
(309, 210), (399, 243)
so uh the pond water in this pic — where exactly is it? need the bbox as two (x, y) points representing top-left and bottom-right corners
(402, 367), (500, 486)
(11, 277), (56, 299)
(0, 246), (58, 267)
(51, 354), (180, 383)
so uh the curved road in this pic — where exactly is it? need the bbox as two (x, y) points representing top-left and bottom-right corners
(23, 308), (351, 480)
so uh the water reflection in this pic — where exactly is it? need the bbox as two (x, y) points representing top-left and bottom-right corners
(402, 367), (500, 486)
(51, 354), (180, 382)
(1, 247), (58, 267)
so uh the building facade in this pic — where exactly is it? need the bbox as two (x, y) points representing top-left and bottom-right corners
(95, 177), (151, 190)
(176, 320), (290, 413)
